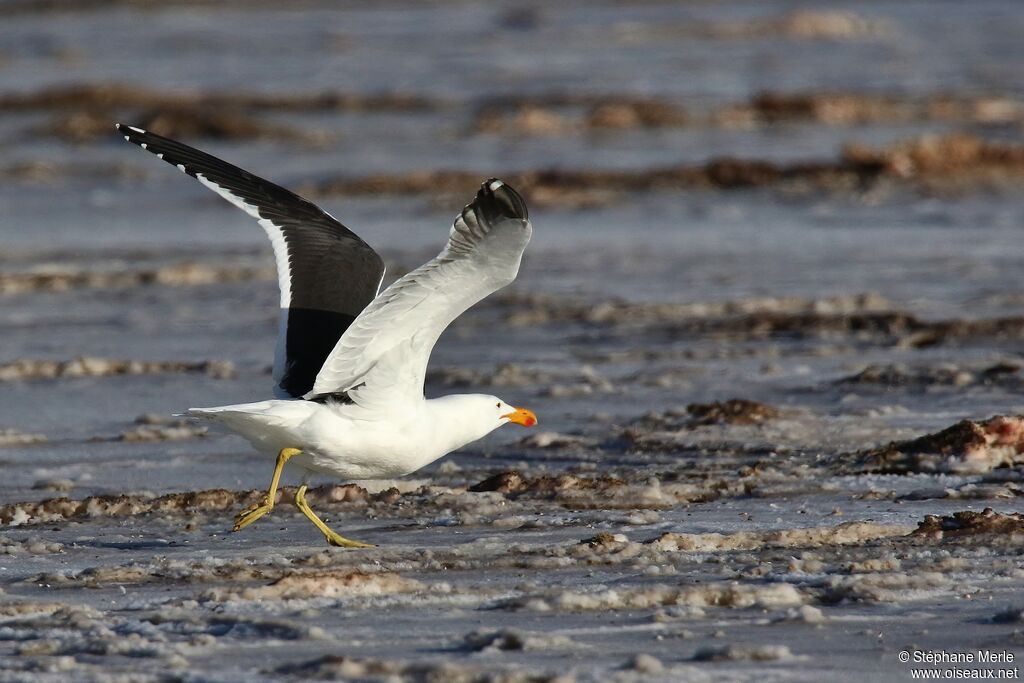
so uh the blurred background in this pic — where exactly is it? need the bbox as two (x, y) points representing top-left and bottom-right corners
(0, 0), (1022, 462)
(1, 0), (1023, 469)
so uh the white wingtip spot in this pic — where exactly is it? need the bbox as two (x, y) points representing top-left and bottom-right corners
(156, 153), (163, 159)
(122, 136), (130, 142)
(140, 143), (147, 150)
(177, 164), (187, 173)
(488, 180), (504, 191)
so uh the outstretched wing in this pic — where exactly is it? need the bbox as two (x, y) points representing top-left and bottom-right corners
(116, 124), (385, 399)
(308, 179), (531, 413)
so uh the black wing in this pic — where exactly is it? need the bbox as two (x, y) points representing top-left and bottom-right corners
(116, 124), (385, 398)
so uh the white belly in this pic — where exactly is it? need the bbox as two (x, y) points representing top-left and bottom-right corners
(297, 410), (437, 479)
(197, 400), (447, 481)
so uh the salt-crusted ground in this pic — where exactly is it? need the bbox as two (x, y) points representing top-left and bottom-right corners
(3, 1), (1024, 682)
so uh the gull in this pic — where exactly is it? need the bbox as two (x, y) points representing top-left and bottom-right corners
(117, 124), (537, 547)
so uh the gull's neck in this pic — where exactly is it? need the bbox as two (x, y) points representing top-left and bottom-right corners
(421, 394), (499, 457)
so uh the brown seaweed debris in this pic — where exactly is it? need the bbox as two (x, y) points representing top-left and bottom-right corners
(48, 107), (328, 144)
(473, 97), (687, 135)
(295, 160), (866, 206)
(837, 361), (1020, 389)
(856, 415), (1024, 474)
(0, 357), (235, 382)
(617, 401), (792, 457)
(1, 489), (250, 526)
(469, 471), (526, 494)
(475, 91), (1022, 136)
(0, 484), (374, 526)
(912, 508), (1024, 540)
(0, 160), (145, 184)
(845, 134), (1024, 185)
(698, 10), (892, 41)
(473, 103), (575, 136)
(686, 399), (783, 426)
(0, 259), (274, 294)
(628, 400), (783, 432)
(467, 471), (729, 509)
(500, 295), (1024, 348)
(0, 82), (440, 113)
(298, 134), (1024, 204)
(499, 291), (890, 328)
(468, 471), (626, 498)
(761, 10), (892, 40)
(669, 311), (1024, 347)
(587, 100), (688, 129)
(718, 91), (1024, 127)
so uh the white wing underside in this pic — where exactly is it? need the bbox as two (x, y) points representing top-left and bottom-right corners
(308, 181), (532, 416)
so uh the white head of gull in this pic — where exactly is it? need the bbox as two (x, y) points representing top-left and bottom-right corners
(117, 124), (536, 548)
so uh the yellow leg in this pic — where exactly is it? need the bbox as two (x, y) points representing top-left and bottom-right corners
(233, 447), (300, 532)
(295, 484), (374, 548)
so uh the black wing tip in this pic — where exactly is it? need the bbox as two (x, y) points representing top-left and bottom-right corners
(116, 123), (145, 140)
(116, 124), (198, 176)
(477, 178), (529, 222)
(116, 123), (162, 153)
